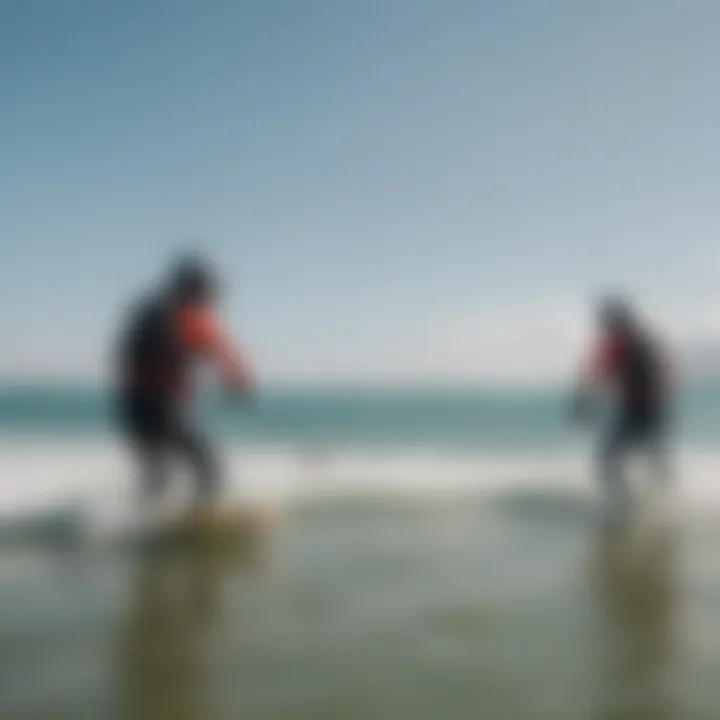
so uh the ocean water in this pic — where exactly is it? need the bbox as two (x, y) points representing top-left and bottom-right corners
(3, 384), (720, 718)
(2, 383), (720, 525)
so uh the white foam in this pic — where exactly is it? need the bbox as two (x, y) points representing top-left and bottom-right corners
(0, 438), (716, 532)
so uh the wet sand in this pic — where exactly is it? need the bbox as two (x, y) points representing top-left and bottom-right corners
(0, 494), (717, 719)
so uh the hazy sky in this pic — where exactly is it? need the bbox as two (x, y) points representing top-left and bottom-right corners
(3, 1), (720, 383)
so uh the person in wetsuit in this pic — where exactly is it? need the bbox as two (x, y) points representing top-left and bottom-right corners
(573, 295), (673, 511)
(115, 255), (254, 512)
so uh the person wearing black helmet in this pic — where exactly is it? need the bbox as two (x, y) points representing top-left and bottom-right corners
(115, 253), (254, 515)
(573, 294), (673, 515)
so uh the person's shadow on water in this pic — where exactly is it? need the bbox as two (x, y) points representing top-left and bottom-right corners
(589, 521), (678, 720)
(116, 537), (266, 720)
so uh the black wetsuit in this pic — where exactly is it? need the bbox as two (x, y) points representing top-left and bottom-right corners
(599, 330), (670, 498)
(115, 295), (218, 504)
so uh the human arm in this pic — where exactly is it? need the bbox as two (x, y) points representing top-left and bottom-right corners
(177, 305), (255, 395)
(570, 334), (619, 423)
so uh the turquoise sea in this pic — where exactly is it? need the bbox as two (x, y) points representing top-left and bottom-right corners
(2, 382), (720, 446)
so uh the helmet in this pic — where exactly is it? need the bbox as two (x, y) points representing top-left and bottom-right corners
(169, 253), (219, 302)
(596, 293), (634, 331)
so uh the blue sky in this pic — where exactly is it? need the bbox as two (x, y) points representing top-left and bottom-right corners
(3, 1), (720, 383)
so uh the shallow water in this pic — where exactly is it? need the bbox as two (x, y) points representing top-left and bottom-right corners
(1, 386), (719, 718)
(1, 493), (718, 720)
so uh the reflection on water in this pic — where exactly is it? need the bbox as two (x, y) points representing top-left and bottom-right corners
(590, 521), (678, 720)
(109, 503), (684, 720)
(117, 538), (267, 720)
